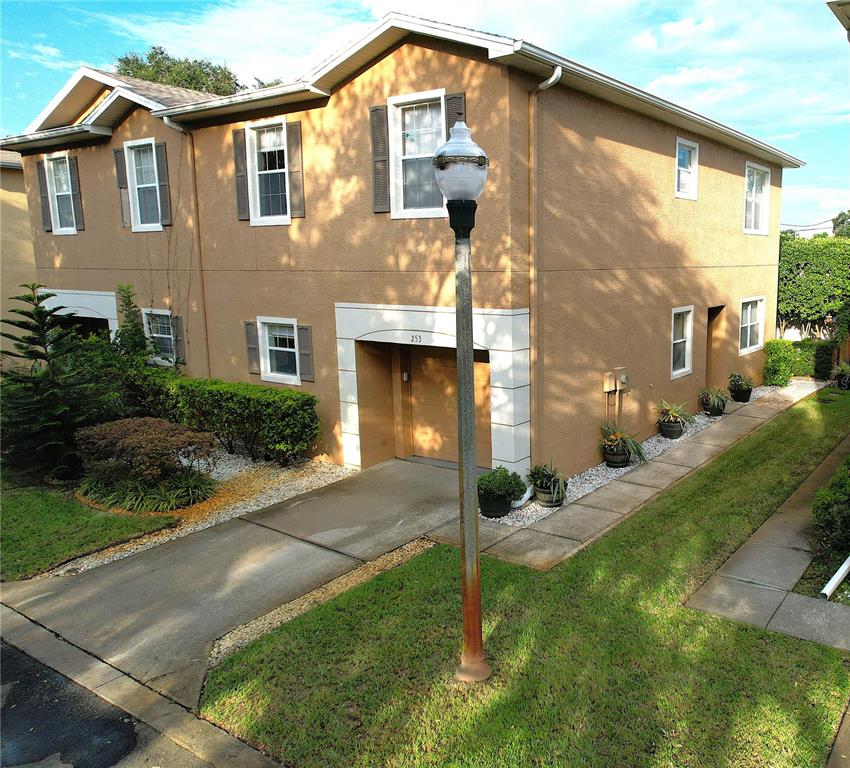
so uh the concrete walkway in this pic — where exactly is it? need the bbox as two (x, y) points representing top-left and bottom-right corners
(688, 433), (850, 649)
(429, 379), (823, 570)
(1, 459), (458, 711)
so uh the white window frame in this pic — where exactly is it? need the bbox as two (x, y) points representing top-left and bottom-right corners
(674, 137), (699, 201)
(743, 161), (770, 236)
(43, 150), (77, 235)
(124, 137), (162, 233)
(388, 88), (447, 220)
(141, 307), (175, 365)
(245, 118), (292, 227)
(738, 296), (765, 355)
(257, 315), (300, 385)
(671, 305), (694, 380)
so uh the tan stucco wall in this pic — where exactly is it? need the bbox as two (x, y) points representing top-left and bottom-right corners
(533, 83), (781, 475)
(22, 109), (210, 375)
(1, 166), (36, 353)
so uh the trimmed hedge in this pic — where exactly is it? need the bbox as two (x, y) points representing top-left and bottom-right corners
(764, 338), (836, 385)
(812, 455), (850, 557)
(123, 368), (321, 463)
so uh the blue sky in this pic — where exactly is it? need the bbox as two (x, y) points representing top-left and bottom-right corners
(2, 0), (848, 231)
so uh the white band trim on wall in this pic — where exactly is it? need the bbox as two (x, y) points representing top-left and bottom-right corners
(334, 302), (531, 477)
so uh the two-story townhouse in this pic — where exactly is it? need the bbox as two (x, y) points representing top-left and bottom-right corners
(2, 13), (803, 479)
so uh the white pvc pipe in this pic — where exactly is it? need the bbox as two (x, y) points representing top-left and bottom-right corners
(820, 554), (850, 600)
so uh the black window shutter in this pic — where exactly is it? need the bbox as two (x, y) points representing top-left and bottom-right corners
(155, 143), (172, 226)
(286, 121), (305, 218)
(68, 156), (85, 231)
(445, 92), (466, 136)
(232, 129), (250, 221)
(297, 325), (314, 382)
(171, 315), (185, 364)
(113, 149), (131, 227)
(244, 320), (260, 374)
(36, 160), (52, 232)
(369, 105), (390, 213)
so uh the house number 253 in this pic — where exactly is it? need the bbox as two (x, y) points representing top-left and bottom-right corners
(410, 333), (423, 343)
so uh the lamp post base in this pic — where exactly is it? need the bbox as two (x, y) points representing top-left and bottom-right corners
(455, 653), (492, 683)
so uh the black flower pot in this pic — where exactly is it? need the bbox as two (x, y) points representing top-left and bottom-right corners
(478, 491), (511, 518)
(702, 398), (725, 417)
(730, 388), (752, 403)
(603, 446), (630, 468)
(658, 420), (684, 439)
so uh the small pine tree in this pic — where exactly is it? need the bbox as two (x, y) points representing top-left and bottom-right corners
(1, 284), (111, 477)
(113, 284), (152, 360)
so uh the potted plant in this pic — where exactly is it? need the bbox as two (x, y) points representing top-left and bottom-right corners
(655, 399), (695, 439)
(477, 466), (526, 518)
(699, 386), (729, 417)
(728, 373), (755, 403)
(527, 462), (567, 507)
(830, 362), (850, 391)
(599, 423), (647, 468)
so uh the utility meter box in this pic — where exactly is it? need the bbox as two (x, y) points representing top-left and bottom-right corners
(614, 367), (631, 391)
(602, 371), (617, 393)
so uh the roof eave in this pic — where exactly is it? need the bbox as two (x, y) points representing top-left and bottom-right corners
(0, 125), (112, 152)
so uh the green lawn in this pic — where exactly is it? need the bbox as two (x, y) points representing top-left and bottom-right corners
(201, 393), (850, 768)
(1, 486), (177, 581)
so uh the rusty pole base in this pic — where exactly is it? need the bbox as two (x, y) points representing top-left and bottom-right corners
(455, 653), (492, 683)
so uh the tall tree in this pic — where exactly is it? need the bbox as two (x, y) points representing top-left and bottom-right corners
(116, 46), (241, 95)
(833, 209), (850, 238)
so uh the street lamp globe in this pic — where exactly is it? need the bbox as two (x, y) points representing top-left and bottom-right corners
(432, 122), (489, 202)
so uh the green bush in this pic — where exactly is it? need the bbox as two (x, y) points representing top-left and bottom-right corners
(763, 339), (795, 386)
(79, 470), (216, 513)
(788, 339), (836, 379)
(477, 467), (526, 501)
(811, 456), (850, 557)
(174, 378), (320, 463)
(123, 364), (182, 419)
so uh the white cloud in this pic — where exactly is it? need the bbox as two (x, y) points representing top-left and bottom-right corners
(3, 40), (87, 71)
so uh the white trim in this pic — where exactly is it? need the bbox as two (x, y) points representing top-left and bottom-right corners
(245, 117), (292, 227)
(84, 87), (164, 127)
(670, 305), (694, 380)
(43, 150), (76, 236)
(743, 161), (771, 236)
(738, 295), (766, 356)
(39, 288), (118, 336)
(257, 315), (301, 385)
(141, 307), (175, 365)
(387, 88), (447, 220)
(674, 137), (699, 201)
(334, 302), (530, 472)
(123, 137), (163, 232)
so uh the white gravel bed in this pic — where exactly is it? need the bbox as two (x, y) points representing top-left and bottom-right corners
(48, 460), (355, 577)
(750, 384), (782, 401)
(492, 412), (718, 528)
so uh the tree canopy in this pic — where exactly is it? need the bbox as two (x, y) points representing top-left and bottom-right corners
(833, 209), (850, 238)
(115, 46), (241, 96)
(778, 234), (850, 337)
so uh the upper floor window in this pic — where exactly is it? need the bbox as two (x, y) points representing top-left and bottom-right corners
(142, 308), (175, 363)
(388, 89), (446, 219)
(42, 152), (78, 235)
(675, 138), (699, 200)
(744, 162), (770, 235)
(246, 122), (291, 226)
(257, 315), (300, 384)
(124, 138), (162, 232)
(739, 297), (765, 355)
(671, 305), (693, 379)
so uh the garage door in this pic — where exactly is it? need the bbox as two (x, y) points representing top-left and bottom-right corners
(410, 346), (492, 466)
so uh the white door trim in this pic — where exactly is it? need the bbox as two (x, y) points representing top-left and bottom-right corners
(335, 302), (531, 477)
(39, 288), (119, 336)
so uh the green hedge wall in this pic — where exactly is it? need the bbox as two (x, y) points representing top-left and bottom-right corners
(125, 369), (320, 463)
(764, 339), (836, 385)
(812, 455), (850, 557)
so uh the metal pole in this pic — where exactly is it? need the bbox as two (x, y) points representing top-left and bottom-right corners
(449, 199), (491, 683)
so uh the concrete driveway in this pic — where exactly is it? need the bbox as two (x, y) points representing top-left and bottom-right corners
(1, 459), (457, 709)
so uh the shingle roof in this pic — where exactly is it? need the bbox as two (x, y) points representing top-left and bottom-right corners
(0, 149), (23, 168)
(89, 69), (216, 106)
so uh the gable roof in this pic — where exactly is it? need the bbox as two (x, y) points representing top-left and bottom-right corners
(152, 12), (803, 169)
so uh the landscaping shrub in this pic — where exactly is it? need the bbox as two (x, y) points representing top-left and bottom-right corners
(78, 471), (216, 513)
(811, 456), (850, 557)
(174, 378), (320, 463)
(477, 466), (526, 501)
(77, 417), (215, 486)
(789, 338), (836, 379)
(123, 363), (182, 420)
(763, 339), (795, 386)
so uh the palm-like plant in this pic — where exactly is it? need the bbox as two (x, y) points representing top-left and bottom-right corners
(599, 422), (647, 464)
(655, 399), (696, 424)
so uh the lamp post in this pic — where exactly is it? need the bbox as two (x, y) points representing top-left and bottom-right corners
(432, 122), (491, 683)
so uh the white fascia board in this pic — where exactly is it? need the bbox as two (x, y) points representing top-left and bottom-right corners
(152, 82), (327, 119)
(0, 125), (112, 151)
(84, 87), (165, 126)
(509, 42), (804, 169)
